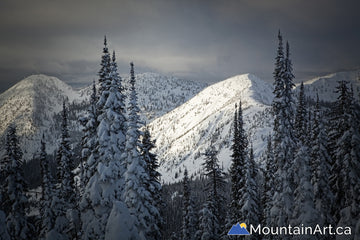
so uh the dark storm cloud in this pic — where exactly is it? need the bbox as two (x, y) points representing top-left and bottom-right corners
(0, 0), (359, 93)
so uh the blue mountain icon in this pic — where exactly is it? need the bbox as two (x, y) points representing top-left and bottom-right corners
(228, 223), (250, 235)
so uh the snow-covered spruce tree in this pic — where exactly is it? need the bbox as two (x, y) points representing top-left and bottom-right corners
(141, 127), (163, 240)
(291, 144), (317, 240)
(0, 135), (11, 216)
(294, 82), (307, 143)
(79, 80), (99, 193)
(229, 103), (240, 222)
(272, 30), (285, 142)
(328, 80), (354, 223)
(335, 85), (360, 231)
(98, 36), (112, 100)
(123, 62), (157, 240)
(0, 137), (10, 239)
(181, 168), (197, 240)
(222, 102), (249, 240)
(81, 48), (128, 239)
(57, 102), (76, 203)
(269, 31), (285, 229)
(227, 102), (248, 226)
(196, 146), (226, 240)
(310, 95), (334, 230)
(4, 124), (33, 240)
(240, 143), (260, 239)
(305, 109), (312, 146)
(52, 101), (77, 239)
(39, 135), (56, 239)
(108, 49), (127, 183)
(270, 40), (296, 229)
(197, 200), (218, 240)
(347, 86), (360, 232)
(262, 135), (275, 227)
(0, 150), (9, 240)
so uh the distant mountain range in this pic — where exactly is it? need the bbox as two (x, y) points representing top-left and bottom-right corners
(0, 73), (206, 160)
(0, 70), (359, 183)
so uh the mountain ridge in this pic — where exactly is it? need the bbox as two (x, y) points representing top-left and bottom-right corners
(149, 70), (360, 182)
(1, 70), (359, 183)
(148, 73), (274, 182)
(0, 73), (206, 160)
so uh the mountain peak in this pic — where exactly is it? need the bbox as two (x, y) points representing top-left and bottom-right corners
(0, 73), (206, 160)
(0, 74), (81, 150)
(148, 73), (274, 182)
(204, 73), (273, 107)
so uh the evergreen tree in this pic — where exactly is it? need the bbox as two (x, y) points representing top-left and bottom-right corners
(0, 133), (10, 239)
(328, 80), (353, 222)
(57, 101), (77, 207)
(294, 82), (307, 142)
(270, 31), (286, 229)
(81, 46), (127, 239)
(223, 102), (248, 240)
(141, 127), (163, 240)
(335, 85), (360, 230)
(181, 169), (197, 240)
(39, 135), (56, 239)
(56, 102), (77, 238)
(240, 143), (260, 239)
(229, 103), (240, 223)
(123, 62), (156, 240)
(305, 108), (312, 146)
(262, 135), (275, 226)
(310, 95), (334, 231)
(291, 144), (317, 239)
(0, 133), (11, 216)
(228, 102), (248, 224)
(197, 201), (218, 240)
(270, 39), (296, 229)
(49, 102), (76, 240)
(197, 146), (225, 240)
(272, 30), (285, 127)
(98, 36), (111, 99)
(4, 124), (33, 240)
(79, 80), (99, 192)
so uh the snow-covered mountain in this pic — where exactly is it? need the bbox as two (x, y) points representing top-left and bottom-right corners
(148, 74), (274, 183)
(300, 70), (360, 102)
(0, 74), (81, 136)
(149, 70), (360, 183)
(1, 70), (359, 183)
(0, 74), (84, 158)
(80, 72), (206, 122)
(0, 73), (206, 159)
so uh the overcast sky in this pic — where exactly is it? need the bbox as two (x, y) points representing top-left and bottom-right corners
(0, 0), (359, 93)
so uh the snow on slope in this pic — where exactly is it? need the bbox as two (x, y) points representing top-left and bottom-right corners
(0, 75), (84, 159)
(80, 72), (207, 122)
(300, 70), (360, 102)
(152, 70), (360, 183)
(0, 74), (81, 136)
(1, 70), (359, 182)
(0, 73), (206, 160)
(149, 74), (274, 183)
